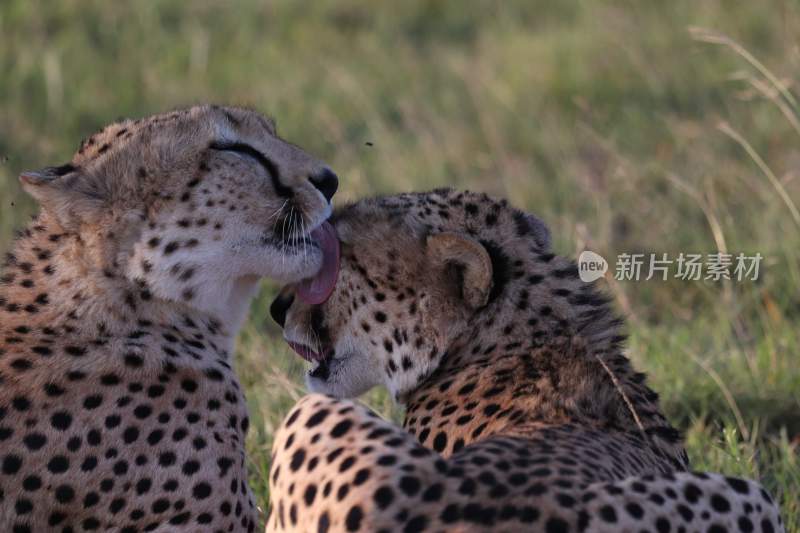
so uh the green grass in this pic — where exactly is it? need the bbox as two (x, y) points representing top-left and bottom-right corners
(1, 1), (799, 529)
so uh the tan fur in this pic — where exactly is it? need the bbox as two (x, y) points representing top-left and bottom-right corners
(0, 105), (336, 532)
(267, 189), (784, 532)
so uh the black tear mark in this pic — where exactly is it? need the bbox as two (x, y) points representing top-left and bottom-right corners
(49, 164), (78, 176)
(208, 142), (292, 198)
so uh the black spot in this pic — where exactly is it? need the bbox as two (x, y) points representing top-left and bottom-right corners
(192, 482), (212, 499)
(345, 505), (363, 532)
(11, 397), (30, 411)
(545, 517), (569, 533)
(404, 515), (428, 533)
(83, 395), (103, 409)
(290, 449), (306, 471)
(399, 476), (421, 497)
(169, 512), (191, 525)
(182, 460), (200, 475)
(440, 504), (461, 523)
(726, 476), (750, 494)
(317, 512), (330, 533)
(81, 457), (98, 472)
(32, 346), (52, 356)
(133, 404), (153, 419)
(22, 433), (46, 451)
(738, 516), (754, 532)
(54, 484), (75, 503)
(123, 426), (140, 444)
(181, 379), (198, 393)
(422, 483), (443, 502)
(83, 492), (100, 507)
(47, 455), (69, 474)
(305, 409), (330, 428)
(373, 486), (394, 509)
(64, 345), (87, 357)
(330, 419), (353, 438)
(50, 411), (72, 430)
(2, 454), (22, 474)
(626, 502), (644, 519)
(304, 484), (317, 506)
(683, 483), (701, 503)
(22, 475), (41, 491)
(15, 498), (33, 514)
(432, 432), (447, 452)
(100, 373), (121, 386)
(710, 493), (731, 513)
(124, 354), (144, 368)
(48, 512), (66, 526)
(599, 505), (617, 523)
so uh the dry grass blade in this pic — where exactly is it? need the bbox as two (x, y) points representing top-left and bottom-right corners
(685, 348), (751, 441)
(689, 26), (798, 111)
(747, 76), (800, 139)
(718, 121), (800, 229)
(594, 354), (646, 435)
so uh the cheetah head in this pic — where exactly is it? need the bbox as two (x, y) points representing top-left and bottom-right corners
(19, 105), (337, 326)
(271, 189), (551, 400)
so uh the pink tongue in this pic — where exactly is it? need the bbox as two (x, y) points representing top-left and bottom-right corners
(297, 221), (340, 305)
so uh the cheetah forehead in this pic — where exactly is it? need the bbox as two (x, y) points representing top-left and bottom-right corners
(70, 105), (274, 171)
(333, 188), (551, 251)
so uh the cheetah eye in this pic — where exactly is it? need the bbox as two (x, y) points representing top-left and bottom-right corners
(209, 141), (290, 197)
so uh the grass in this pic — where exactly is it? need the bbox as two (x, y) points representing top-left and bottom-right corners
(1, 1), (799, 529)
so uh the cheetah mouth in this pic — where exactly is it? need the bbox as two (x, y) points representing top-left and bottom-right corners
(261, 232), (316, 250)
(287, 341), (330, 363)
(288, 342), (335, 380)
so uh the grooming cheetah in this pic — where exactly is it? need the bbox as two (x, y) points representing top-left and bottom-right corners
(267, 189), (784, 532)
(0, 105), (339, 532)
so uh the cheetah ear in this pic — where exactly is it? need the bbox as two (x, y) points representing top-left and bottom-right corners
(426, 232), (493, 309)
(20, 165), (106, 230)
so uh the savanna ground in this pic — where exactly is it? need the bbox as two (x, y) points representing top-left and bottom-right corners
(1, 1), (799, 529)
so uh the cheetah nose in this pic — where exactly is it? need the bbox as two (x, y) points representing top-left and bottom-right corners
(309, 168), (338, 203)
(270, 291), (295, 328)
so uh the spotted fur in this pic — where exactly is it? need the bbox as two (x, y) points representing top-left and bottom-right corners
(0, 105), (337, 532)
(268, 189), (784, 532)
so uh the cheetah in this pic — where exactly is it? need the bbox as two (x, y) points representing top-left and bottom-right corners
(0, 105), (339, 532)
(267, 189), (784, 532)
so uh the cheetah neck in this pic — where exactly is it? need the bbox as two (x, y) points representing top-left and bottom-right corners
(0, 214), (237, 346)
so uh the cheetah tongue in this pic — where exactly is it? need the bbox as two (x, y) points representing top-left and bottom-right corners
(297, 221), (340, 305)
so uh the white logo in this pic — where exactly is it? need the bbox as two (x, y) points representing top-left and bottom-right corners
(578, 251), (608, 282)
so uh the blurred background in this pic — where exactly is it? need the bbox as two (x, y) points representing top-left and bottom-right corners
(1, 0), (799, 527)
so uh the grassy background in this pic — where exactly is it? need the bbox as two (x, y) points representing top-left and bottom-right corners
(2, 0), (799, 528)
